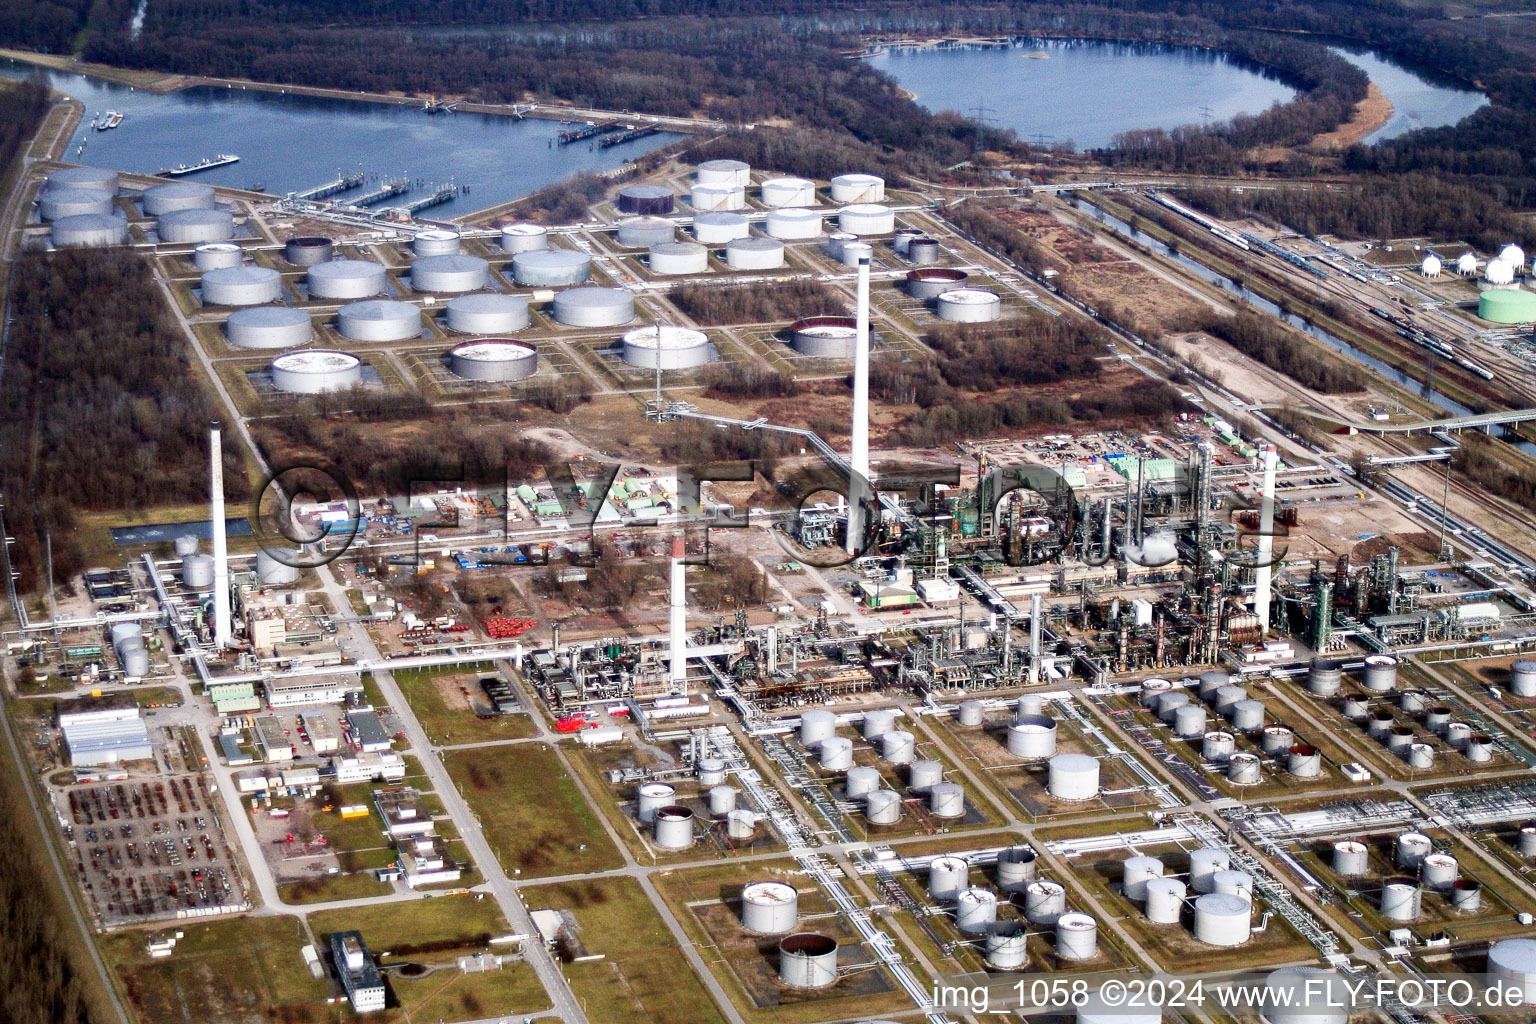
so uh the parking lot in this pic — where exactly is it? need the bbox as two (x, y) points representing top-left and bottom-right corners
(55, 775), (249, 927)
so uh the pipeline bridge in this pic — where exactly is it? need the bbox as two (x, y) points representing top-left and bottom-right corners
(1263, 405), (1536, 435)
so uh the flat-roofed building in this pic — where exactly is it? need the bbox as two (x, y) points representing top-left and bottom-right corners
(374, 787), (435, 838)
(300, 711), (340, 753)
(254, 715), (294, 763)
(58, 699), (153, 766)
(264, 678), (360, 708)
(208, 680), (262, 714)
(329, 931), (385, 1013)
(329, 751), (405, 784)
(345, 708), (392, 752)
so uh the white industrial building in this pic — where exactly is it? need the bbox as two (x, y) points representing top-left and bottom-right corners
(59, 702), (153, 766)
(331, 751), (406, 784)
(330, 931), (386, 1013)
(264, 678), (362, 708)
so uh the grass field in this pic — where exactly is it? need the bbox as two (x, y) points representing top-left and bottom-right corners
(524, 877), (729, 1024)
(278, 868), (393, 905)
(393, 667), (537, 746)
(308, 893), (510, 957)
(388, 961), (546, 1023)
(443, 744), (623, 878)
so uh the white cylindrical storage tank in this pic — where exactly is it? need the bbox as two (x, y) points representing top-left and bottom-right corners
(892, 227), (923, 256)
(512, 248), (590, 286)
(690, 182), (745, 212)
(121, 647), (151, 677)
(798, 709), (836, 747)
(1198, 669), (1231, 701)
(1140, 678), (1174, 708)
(1425, 706), (1452, 732)
(1227, 752), (1261, 785)
(862, 708), (896, 740)
(412, 254), (488, 293)
(838, 203), (894, 236)
(143, 182), (214, 215)
(653, 805), (694, 849)
(1260, 725), (1295, 756)
(1386, 727), (1415, 754)
(553, 286), (635, 328)
(1380, 882), (1421, 921)
(928, 856), (969, 899)
(270, 350), (362, 393)
(648, 241), (708, 275)
(194, 242), (243, 270)
(696, 159), (750, 186)
(740, 881), (798, 934)
(307, 259), (386, 299)
(337, 300), (421, 342)
(226, 306), (311, 349)
(760, 177), (816, 208)
(766, 207), (823, 240)
(693, 212), (749, 244)
(52, 212), (128, 247)
(825, 232), (858, 261)
(1450, 879), (1482, 911)
(1488, 938), (1536, 1005)
(830, 173), (885, 203)
(996, 846), (1037, 891)
(1173, 704), (1207, 738)
(777, 933), (836, 989)
(1467, 735), (1495, 762)
(725, 236), (784, 269)
(845, 765), (881, 799)
(908, 237), (941, 265)
(1079, 986), (1163, 1024)
(1362, 655), (1399, 692)
(1396, 832), (1434, 869)
(881, 730), (915, 764)
(111, 622), (143, 646)
(1366, 711), (1397, 740)
(697, 758), (725, 786)
(1421, 254), (1442, 278)
(1214, 684), (1247, 714)
(1332, 840), (1368, 877)
(935, 288), (1001, 323)
(1189, 848), (1230, 893)
(1122, 856), (1164, 901)
(116, 637), (145, 664)
(38, 188), (114, 220)
(1202, 731), (1236, 762)
(1307, 659), (1343, 696)
(1420, 852), (1458, 888)
(907, 759), (942, 792)
(1007, 715), (1057, 758)
(413, 229), (461, 256)
(1288, 744), (1322, 778)
(840, 241), (873, 268)
(954, 888), (998, 934)
(1407, 742), (1435, 769)
(616, 216), (675, 247)
(1511, 660), (1536, 697)
(446, 293), (530, 334)
(1144, 878), (1186, 924)
(707, 785), (736, 816)
(499, 223), (548, 253)
(865, 789), (901, 824)
(1155, 690), (1191, 721)
(1048, 753), (1098, 800)
(818, 736), (853, 771)
(1229, 699), (1266, 733)
(726, 809), (758, 839)
(1446, 721), (1473, 747)
(1022, 879), (1066, 924)
(181, 553), (214, 589)
(255, 548), (302, 586)
(46, 166), (118, 194)
(1212, 870), (1253, 902)
(449, 340), (538, 382)
(172, 535), (199, 557)
(159, 207), (234, 243)
(956, 700), (984, 727)
(1055, 912), (1098, 960)
(1260, 967), (1350, 1024)
(1519, 825), (1536, 857)
(636, 781), (675, 822)
(984, 924), (1028, 970)
(929, 782), (965, 818)
(1194, 892), (1250, 946)
(202, 265), (281, 306)
(283, 236), (333, 266)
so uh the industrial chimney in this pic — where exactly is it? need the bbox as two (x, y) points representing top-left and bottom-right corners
(209, 421), (232, 649)
(846, 255), (871, 553)
(669, 535), (687, 683)
(1254, 444), (1278, 634)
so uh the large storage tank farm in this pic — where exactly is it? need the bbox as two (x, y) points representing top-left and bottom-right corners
(838, 203), (895, 235)
(307, 259), (387, 299)
(616, 216), (676, 247)
(512, 248), (590, 286)
(142, 182), (215, 215)
(226, 306), (312, 349)
(448, 340), (538, 381)
(194, 242), (243, 270)
(553, 286), (635, 328)
(201, 265), (282, 306)
(269, 350), (362, 393)
(766, 208), (823, 240)
(936, 288), (1002, 323)
(621, 326), (710, 369)
(445, 293), (530, 334)
(760, 176), (816, 208)
(830, 173), (885, 203)
(616, 184), (675, 215)
(690, 182), (746, 211)
(693, 212), (750, 244)
(38, 188), (114, 221)
(283, 235), (333, 266)
(695, 158), (751, 186)
(337, 299), (423, 342)
(789, 316), (857, 358)
(158, 207), (235, 243)
(412, 254), (490, 293)
(413, 228), (461, 256)
(725, 237), (784, 269)
(52, 212), (127, 247)
(648, 241), (709, 275)
(500, 222), (548, 253)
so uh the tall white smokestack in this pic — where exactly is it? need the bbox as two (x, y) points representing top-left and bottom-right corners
(1254, 444), (1278, 635)
(1028, 592), (1043, 684)
(847, 255), (871, 553)
(669, 535), (687, 683)
(210, 421), (232, 649)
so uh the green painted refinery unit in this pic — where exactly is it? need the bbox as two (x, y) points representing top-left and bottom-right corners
(1478, 289), (1536, 324)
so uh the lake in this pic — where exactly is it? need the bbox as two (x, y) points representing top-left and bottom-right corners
(867, 37), (1485, 151)
(0, 59), (681, 214)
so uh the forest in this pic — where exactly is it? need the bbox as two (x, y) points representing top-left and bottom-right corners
(1191, 310), (1365, 395)
(669, 279), (847, 326)
(0, 249), (246, 589)
(0, 76), (48, 178)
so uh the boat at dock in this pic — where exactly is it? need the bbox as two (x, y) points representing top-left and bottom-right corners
(156, 153), (239, 177)
(95, 111), (124, 130)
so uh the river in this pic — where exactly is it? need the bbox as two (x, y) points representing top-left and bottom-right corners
(0, 58), (681, 214)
